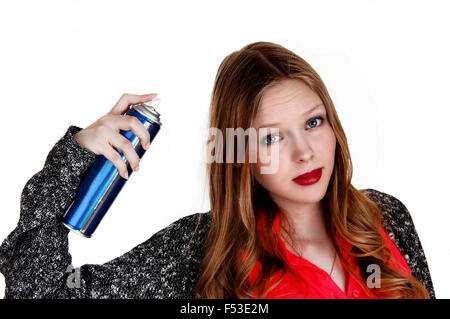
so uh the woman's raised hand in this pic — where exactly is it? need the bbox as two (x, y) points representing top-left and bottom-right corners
(73, 93), (158, 179)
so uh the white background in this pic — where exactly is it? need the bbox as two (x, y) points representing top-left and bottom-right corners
(1, 0), (449, 298)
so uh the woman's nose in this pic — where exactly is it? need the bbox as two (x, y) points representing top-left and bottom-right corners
(291, 136), (314, 163)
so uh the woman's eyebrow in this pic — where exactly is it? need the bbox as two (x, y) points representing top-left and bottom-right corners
(256, 103), (324, 129)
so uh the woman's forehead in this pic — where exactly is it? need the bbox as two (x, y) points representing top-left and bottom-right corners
(255, 80), (323, 125)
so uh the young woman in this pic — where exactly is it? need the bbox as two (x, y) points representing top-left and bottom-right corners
(0, 41), (434, 299)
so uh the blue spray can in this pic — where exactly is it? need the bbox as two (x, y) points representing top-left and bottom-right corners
(62, 98), (162, 237)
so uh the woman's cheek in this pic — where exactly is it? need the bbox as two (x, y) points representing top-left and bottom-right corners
(322, 130), (337, 164)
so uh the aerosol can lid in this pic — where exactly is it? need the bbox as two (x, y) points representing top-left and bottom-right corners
(133, 97), (162, 125)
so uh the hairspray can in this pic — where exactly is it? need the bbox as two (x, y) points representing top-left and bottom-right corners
(61, 98), (162, 237)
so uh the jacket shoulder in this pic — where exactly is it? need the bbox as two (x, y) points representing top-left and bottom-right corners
(361, 188), (410, 219)
(360, 188), (417, 248)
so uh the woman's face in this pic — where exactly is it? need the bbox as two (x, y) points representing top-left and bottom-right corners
(250, 78), (336, 212)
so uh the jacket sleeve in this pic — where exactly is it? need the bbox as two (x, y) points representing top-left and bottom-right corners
(362, 188), (436, 299)
(0, 126), (205, 299)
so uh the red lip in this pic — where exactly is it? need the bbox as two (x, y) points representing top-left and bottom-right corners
(293, 168), (322, 186)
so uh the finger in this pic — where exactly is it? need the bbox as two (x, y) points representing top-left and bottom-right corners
(109, 133), (141, 173)
(109, 93), (158, 115)
(109, 114), (152, 150)
(101, 144), (130, 179)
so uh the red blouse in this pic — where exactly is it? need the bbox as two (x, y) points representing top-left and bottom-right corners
(248, 212), (412, 299)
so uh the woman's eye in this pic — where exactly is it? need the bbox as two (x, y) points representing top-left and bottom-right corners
(306, 116), (324, 129)
(263, 134), (280, 145)
(261, 116), (324, 145)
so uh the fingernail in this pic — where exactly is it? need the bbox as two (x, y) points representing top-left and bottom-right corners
(145, 143), (150, 150)
(143, 94), (157, 101)
(124, 172), (129, 179)
(134, 165), (139, 172)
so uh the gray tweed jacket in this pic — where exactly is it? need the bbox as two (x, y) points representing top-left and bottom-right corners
(0, 126), (435, 299)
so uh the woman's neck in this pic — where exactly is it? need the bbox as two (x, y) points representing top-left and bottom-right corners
(279, 202), (330, 244)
